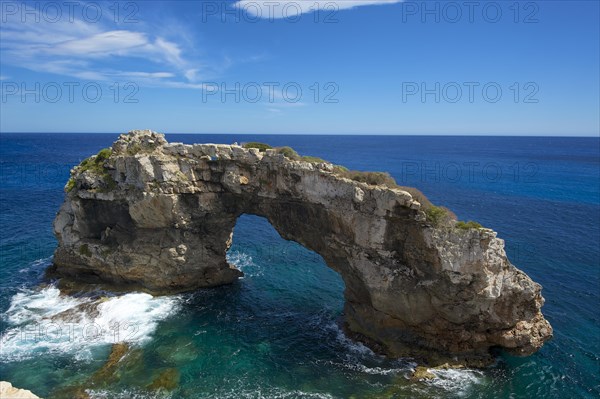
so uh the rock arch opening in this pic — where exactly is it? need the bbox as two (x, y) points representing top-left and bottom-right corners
(226, 214), (345, 315)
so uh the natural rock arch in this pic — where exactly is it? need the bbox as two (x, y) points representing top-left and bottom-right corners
(52, 130), (552, 366)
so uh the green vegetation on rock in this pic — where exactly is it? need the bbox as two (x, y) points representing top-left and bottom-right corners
(425, 205), (456, 227)
(275, 146), (299, 159)
(79, 148), (112, 175)
(78, 244), (92, 257)
(243, 142), (273, 152)
(72, 148), (117, 192)
(239, 142), (456, 221)
(338, 170), (397, 186)
(96, 148), (112, 162)
(66, 178), (76, 193)
(456, 221), (483, 230)
(332, 165), (349, 174)
(301, 155), (327, 164)
(274, 146), (327, 164)
(425, 206), (447, 226)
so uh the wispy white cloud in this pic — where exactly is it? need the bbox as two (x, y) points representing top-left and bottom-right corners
(0, 8), (211, 89)
(43, 30), (149, 57)
(234, 0), (403, 19)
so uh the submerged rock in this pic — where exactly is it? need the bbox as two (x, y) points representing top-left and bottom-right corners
(410, 366), (436, 381)
(90, 343), (130, 384)
(51, 130), (552, 366)
(50, 385), (90, 399)
(147, 368), (180, 391)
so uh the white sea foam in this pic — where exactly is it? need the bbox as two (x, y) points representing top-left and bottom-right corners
(227, 250), (263, 277)
(89, 386), (334, 399)
(18, 257), (52, 273)
(194, 388), (335, 399)
(0, 285), (180, 361)
(87, 389), (172, 399)
(324, 320), (484, 393)
(317, 321), (412, 377)
(424, 367), (485, 394)
(327, 321), (376, 357)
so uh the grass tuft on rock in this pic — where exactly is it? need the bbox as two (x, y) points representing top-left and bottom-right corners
(322, 159), (455, 220)
(79, 244), (92, 257)
(456, 221), (483, 230)
(275, 146), (299, 159)
(96, 148), (112, 162)
(73, 148), (117, 192)
(243, 142), (273, 152)
(66, 178), (76, 193)
(332, 165), (349, 174)
(425, 206), (456, 227)
(338, 170), (397, 186)
(302, 155), (327, 164)
(78, 148), (113, 175)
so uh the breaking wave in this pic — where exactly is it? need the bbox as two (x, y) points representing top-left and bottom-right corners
(0, 285), (180, 361)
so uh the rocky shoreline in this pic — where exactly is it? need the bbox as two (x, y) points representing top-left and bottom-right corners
(50, 130), (552, 366)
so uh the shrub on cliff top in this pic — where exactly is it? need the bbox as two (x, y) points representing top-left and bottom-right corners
(274, 146), (328, 164)
(456, 220), (483, 230)
(339, 170), (397, 187)
(424, 206), (457, 227)
(96, 148), (112, 162)
(302, 155), (327, 164)
(425, 206), (449, 226)
(332, 165), (349, 174)
(79, 148), (113, 175)
(276, 146), (300, 159)
(66, 178), (76, 193)
(243, 142), (273, 152)
(242, 142), (453, 223)
(73, 148), (116, 193)
(332, 169), (443, 213)
(396, 186), (433, 209)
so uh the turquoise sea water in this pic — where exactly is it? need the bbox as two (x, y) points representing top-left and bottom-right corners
(0, 134), (598, 398)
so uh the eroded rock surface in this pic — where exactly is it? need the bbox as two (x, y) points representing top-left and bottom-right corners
(51, 130), (552, 365)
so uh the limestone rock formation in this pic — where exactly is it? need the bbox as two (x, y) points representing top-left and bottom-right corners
(0, 382), (41, 399)
(51, 130), (552, 365)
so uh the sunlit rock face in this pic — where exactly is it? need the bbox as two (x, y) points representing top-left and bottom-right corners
(51, 130), (552, 366)
(0, 381), (40, 398)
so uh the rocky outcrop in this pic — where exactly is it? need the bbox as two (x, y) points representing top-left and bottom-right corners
(51, 130), (552, 365)
(0, 382), (41, 399)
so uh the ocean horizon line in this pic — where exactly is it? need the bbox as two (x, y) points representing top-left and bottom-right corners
(1, 132), (599, 138)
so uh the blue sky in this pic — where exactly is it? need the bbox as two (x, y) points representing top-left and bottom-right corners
(0, 0), (598, 135)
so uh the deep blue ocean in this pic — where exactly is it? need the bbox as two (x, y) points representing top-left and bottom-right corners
(0, 133), (598, 398)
